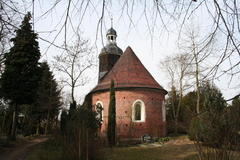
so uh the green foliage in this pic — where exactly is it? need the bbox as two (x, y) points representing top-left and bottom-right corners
(0, 101), (9, 135)
(189, 82), (227, 142)
(107, 80), (116, 146)
(189, 82), (239, 159)
(201, 82), (226, 113)
(68, 101), (76, 120)
(181, 91), (204, 116)
(227, 97), (240, 146)
(232, 97), (240, 108)
(60, 94), (101, 160)
(165, 86), (179, 121)
(0, 12), (41, 140)
(178, 91), (205, 133)
(165, 86), (185, 133)
(0, 12), (41, 105)
(158, 137), (170, 144)
(64, 108), (100, 160)
(22, 62), (61, 136)
(60, 109), (68, 134)
(231, 97), (240, 127)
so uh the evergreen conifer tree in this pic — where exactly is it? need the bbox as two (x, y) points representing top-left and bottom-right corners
(60, 109), (68, 134)
(68, 101), (76, 120)
(33, 62), (61, 135)
(0, 12), (41, 140)
(202, 82), (226, 113)
(107, 80), (116, 146)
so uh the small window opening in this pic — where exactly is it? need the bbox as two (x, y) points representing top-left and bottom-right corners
(96, 103), (103, 122)
(132, 100), (145, 122)
(134, 102), (141, 121)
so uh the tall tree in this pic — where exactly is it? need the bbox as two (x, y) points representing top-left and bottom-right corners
(201, 82), (226, 113)
(34, 62), (62, 135)
(165, 86), (180, 134)
(0, 12), (41, 140)
(161, 53), (190, 133)
(188, 82), (239, 160)
(179, 24), (214, 114)
(107, 80), (116, 146)
(231, 97), (240, 113)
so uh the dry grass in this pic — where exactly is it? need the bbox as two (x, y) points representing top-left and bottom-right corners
(102, 136), (198, 160)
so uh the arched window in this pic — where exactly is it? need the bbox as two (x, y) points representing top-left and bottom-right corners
(96, 101), (103, 122)
(132, 100), (145, 122)
(134, 102), (141, 120)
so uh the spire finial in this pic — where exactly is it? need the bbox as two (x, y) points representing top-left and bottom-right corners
(111, 17), (113, 28)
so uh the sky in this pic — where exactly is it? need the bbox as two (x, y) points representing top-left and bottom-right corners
(28, 0), (239, 103)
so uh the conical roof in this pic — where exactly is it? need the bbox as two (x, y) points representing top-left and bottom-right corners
(91, 46), (167, 94)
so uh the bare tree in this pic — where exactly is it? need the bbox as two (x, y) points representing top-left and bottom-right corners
(32, 0), (239, 99)
(54, 34), (95, 103)
(1, 0), (239, 99)
(179, 24), (215, 114)
(0, 0), (23, 74)
(161, 53), (191, 133)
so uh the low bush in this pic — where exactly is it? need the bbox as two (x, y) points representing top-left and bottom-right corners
(158, 137), (170, 144)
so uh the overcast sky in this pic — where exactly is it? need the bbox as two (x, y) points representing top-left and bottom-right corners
(29, 0), (239, 103)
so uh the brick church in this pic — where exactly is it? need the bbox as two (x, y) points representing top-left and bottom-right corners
(89, 27), (167, 142)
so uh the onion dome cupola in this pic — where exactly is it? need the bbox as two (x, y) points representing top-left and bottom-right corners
(98, 27), (123, 81)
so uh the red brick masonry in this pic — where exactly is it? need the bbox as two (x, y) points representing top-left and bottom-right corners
(92, 89), (166, 141)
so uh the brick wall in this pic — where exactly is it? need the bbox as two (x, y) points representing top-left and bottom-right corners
(92, 88), (166, 141)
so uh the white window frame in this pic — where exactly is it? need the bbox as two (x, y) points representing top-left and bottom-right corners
(132, 100), (146, 122)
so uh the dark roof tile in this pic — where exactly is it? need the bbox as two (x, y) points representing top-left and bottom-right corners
(92, 46), (167, 94)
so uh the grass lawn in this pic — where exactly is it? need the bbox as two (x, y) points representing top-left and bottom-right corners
(102, 144), (197, 160)
(102, 135), (197, 160)
(26, 135), (240, 160)
(26, 139), (64, 160)
(26, 135), (199, 160)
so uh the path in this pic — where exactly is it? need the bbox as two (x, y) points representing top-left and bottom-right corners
(0, 137), (48, 160)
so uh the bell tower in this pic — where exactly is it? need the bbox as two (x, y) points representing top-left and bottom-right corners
(98, 27), (123, 81)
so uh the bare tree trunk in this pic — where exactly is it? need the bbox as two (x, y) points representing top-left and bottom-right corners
(174, 118), (178, 134)
(195, 60), (200, 114)
(36, 121), (39, 135)
(78, 125), (81, 160)
(71, 53), (75, 103)
(193, 41), (200, 114)
(10, 104), (17, 140)
(45, 107), (50, 135)
(45, 81), (52, 135)
(86, 128), (88, 160)
(1, 110), (6, 135)
(171, 92), (177, 134)
(175, 76), (183, 134)
(71, 85), (75, 103)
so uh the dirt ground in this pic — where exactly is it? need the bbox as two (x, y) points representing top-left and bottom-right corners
(0, 137), (48, 160)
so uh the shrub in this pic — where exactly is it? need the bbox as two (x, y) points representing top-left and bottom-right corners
(189, 83), (240, 160)
(59, 94), (102, 160)
(158, 137), (170, 144)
